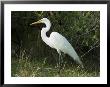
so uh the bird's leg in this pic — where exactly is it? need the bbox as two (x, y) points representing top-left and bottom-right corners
(60, 52), (63, 69)
(57, 50), (62, 75)
(58, 52), (61, 73)
(58, 52), (65, 75)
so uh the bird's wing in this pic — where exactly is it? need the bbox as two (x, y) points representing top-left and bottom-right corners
(49, 32), (73, 53)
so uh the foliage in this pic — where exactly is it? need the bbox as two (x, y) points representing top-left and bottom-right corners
(11, 11), (100, 77)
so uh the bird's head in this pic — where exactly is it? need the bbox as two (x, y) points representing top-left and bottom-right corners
(30, 18), (51, 29)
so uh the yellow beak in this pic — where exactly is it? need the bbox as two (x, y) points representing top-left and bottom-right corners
(30, 20), (42, 26)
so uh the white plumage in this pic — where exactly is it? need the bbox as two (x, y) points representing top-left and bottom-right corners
(30, 18), (83, 67)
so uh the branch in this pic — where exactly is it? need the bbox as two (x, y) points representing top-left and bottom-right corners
(81, 44), (100, 58)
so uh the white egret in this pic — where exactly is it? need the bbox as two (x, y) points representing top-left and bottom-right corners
(30, 18), (83, 68)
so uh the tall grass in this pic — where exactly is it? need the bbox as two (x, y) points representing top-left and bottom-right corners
(11, 56), (100, 77)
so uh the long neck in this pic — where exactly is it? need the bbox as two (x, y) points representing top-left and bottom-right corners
(41, 22), (51, 44)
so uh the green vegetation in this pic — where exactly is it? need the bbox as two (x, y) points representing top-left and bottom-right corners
(11, 11), (100, 77)
(11, 57), (99, 77)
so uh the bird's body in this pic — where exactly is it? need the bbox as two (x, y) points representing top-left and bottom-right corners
(30, 18), (83, 67)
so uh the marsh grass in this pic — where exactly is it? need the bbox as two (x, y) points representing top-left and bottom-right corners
(11, 56), (100, 77)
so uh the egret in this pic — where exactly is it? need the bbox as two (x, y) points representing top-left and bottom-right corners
(30, 18), (84, 69)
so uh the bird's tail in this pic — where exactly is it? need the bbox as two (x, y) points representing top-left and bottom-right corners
(75, 57), (84, 68)
(68, 49), (84, 68)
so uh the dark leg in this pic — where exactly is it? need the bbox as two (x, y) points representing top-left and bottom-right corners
(60, 52), (64, 69)
(58, 52), (65, 75)
(58, 52), (61, 74)
(57, 50), (62, 75)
